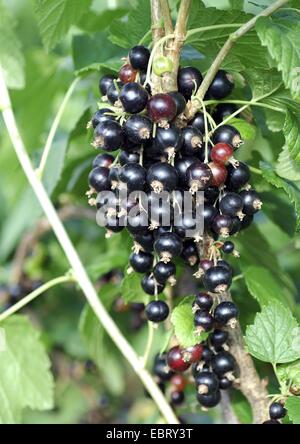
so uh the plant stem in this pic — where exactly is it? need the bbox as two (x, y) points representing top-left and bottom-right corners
(150, 0), (166, 94)
(186, 23), (244, 39)
(142, 321), (155, 367)
(0, 274), (75, 322)
(0, 68), (179, 425)
(249, 166), (263, 176)
(186, 0), (289, 118)
(160, 0), (173, 35)
(36, 77), (80, 179)
(204, 99), (285, 114)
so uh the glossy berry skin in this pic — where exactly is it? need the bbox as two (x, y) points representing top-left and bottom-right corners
(133, 232), (154, 252)
(184, 344), (203, 364)
(195, 371), (219, 395)
(153, 261), (176, 284)
(154, 232), (183, 261)
(171, 374), (187, 392)
(180, 240), (199, 266)
(147, 162), (178, 193)
(119, 150), (139, 166)
(208, 162), (228, 187)
(181, 126), (203, 155)
(222, 241), (235, 254)
(194, 310), (214, 333)
(240, 189), (262, 215)
(240, 214), (253, 231)
(202, 205), (218, 229)
(202, 346), (213, 363)
(153, 125), (182, 157)
(153, 354), (174, 381)
(212, 124), (243, 149)
(91, 108), (115, 129)
(208, 70), (234, 100)
(99, 75), (115, 96)
(220, 192), (243, 217)
(92, 153), (114, 169)
(186, 163), (212, 193)
(119, 63), (137, 83)
(217, 260), (232, 273)
(175, 156), (200, 187)
(214, 301), (239, 325)
(141, 273), (165, 295)
(195, 293), (213, 311)
(119, 83), (148, 114)
(226, 162), (250, 190)
(127, 211), (149, 235)
(213, 103), (237, 123)
(211, 351), (236, 376)
(167, 346), (191, 372)
(210, 329), (229, 347)
(219, 376), (233, 390)
(211, 143), (233, 164)
(263, 419), (281, 424)
(124, 115), (152, 144)
(119, 164), (146, 191)
(145, 300), (169, 323)
(129, 251), (153, 273)
(88, 167), (110, 192)
(212, 215), (233, 237)
(178, 66), (203, 99)
(129, 45), (150, 71)
(197, 390), (221, 408)
(200, 259), (214, 272)
(105, 214), (124, 233)
(147, 94), (177, 124)
(203, 265), (232, 293)
(107, 81), (123, 105)
(190, 112), (207, 134)
(168, 91), (186, 115)
(171, 390), (185, 406)
(269, 402), (286, 420)
(153, 56), (173, 75)
(94, 120), (124, 151)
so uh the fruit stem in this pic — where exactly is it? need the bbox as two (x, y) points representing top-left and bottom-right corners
(0, 67), (179, 425)
(160, 0), (174, 35)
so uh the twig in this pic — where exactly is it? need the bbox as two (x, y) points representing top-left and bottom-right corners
(150, 0), (165, 94)
(160, 0), (173, 35)
(220, 391), (240, 424)
(0, 68), (179, 425)
(186, 0), (289, 119)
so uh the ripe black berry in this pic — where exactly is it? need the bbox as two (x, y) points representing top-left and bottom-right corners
(181, 126), (203, 155)
(167, 346), (191, 372)
(99, 74), (115, 96)
(153, 261), (176, 285)
(168, 91), (187, 115)
(194, 310), (214, 333)
(178, 66), (203, 99)
(141, 273), (165, 295)
(127, 210), (149, 235)
(153, 354), (174, 381)
(93, 120), (124, 151)
(220, 192), (243, 218)
(201, 345), (213, 363)
(211, 351), (236, 377)
(105, 214), (124, 233)
(208, 70), (234, 100)
(153, 125), (182, 158)
(194, 293), (213, 311)
(203, 265), (232, 293)
(107, 81), (123, 105)
(212, 124), (243, 149)
(91, 108), (115, 129)
(147, 93), (177, 125)
(197, 390), (221, 408)
(92, 153), (114, 169)
(195, 371), (219, 395)
(219, 376), (233, 390)
(171, 390), (185, 406)
(226, 162), (250, 190)
(119, 150), (139, 165)
(190, 112), (208, 134)
(212, 214), (233, 238)
(202, 204), (218, 229)
(239, 189), (262, 215)
(119, 164), (146, 191)
(240, 214), (253, 231)
(269, 402), (286, 420)
(147, 162), (178, 193)
(213, 103), (237, 123)
(154, 232), (183, 262)
(180, 240), (199, 266)
(263, 419), (281, 424)
(129, 45), (150, 71)
(186, 163), (212, 193)
(175, 156), (200, 187)
(119, 82), (148, 113)
(129, 251), (153, 273)
(133, 232), (154, 252)
(210, 329), (229, 347)
(145, 300), (169, 323)
(222, 241), (235, 254)
(124, 115), (152, 144)
(88, 167), (110, 192)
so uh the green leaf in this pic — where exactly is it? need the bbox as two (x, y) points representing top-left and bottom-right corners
(245, 302), (300, 364)
(75, 60), (121, 78)
(286, 397), (300, 424)
(227, 117), (256, 140)
(277, 360), (300, 390)
(282, 111), (300, 165)
(256, 15), (300, 100)
(78, 8), (128, 33)
(260, 162), (300, 232)
(230, 390), (253, 424)
(244, 265), (289, 307)
(34, 0), (92, 50)
(120, 270), (149, 304)
(0, 316), (54, 424)
(171, 297), (208, 348)
(0, 2), (24, 89)
(244, 69), (282, 100)
(108, 0), (151, 49)
(276, 145), (300, 181)
(263, 88), (299, 132)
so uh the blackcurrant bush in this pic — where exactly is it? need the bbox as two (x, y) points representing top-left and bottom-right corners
(147, 162), (178, 193)
(269, 402), (286, 420)
(212, 214), (233, 237)
(154, 232), (183, 262)
(220, 192), (243, 218)
(107, 81), (124, 105)
(222, 241), (235, 254)
(194, 310), (214, 333)
(211, 351), (236, 377)
(175, 156), (200, 187)
(171, 390), (185, 406)
(147, 93), (177, 125)
(99, 74), (115, 96)
(167, 346), (191, 372)
(145, 300), (169, 323)
(153, 354), (174, 381)
(219, 376), (233, 390)
(210, 329), (229, 347)
(153, 261), (176, 285)
(197, 389), (221, 408)
(186, 163), (212, 193)
(181, 126), (203, 155)
(203, 265), (232, 293)
(195, 371), (219, 395)
(211, 143), (233, 164)
(119, 150), (140, 165)
(91, 108), (115, 129)
(178, 66), (203, 99)
(129, 251), (154, 273)
(213, 103), (237, 123)
(226, 162), (250, 190)
(119, 63), (137, 83)
(129, 45), (150, 71)
(212, 124), (243, 149)
(239, 189), (262, 215)
(168, 91), (187, 115)
(93, 120), (124, 151)
(119, 82), (148, 114)
(194, 293), (213, 311)
(88, 166), (110, 192)
(124, 115), (152, 145)
(141, 273), (165, 295)
(119, 164), (146, 191)
(153, 124), (182, 158)
(208, 70), (234, 100)
(92, 153), (114, 169)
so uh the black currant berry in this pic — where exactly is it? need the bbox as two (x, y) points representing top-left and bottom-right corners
(175, 156), (200, 187)
(99, 74), (115, 96)
(153, 354), (174, 381)
(203, 265), (232, 293)
(212, 215), (233, 238)
(195, 371), (219, 395)
(212, 124), (243, 149)
(211, 351), (236, 377)
(119, 150), (140, 165)
(239, 189), (262, 215)
(213, 103), (237, 123)
(105, 214), (124, 233)
(214, 301), (239, 328)
(202, 345), (213, 363)
(92, 153), (114, 169)
(197, 390), (221, 408)
(153, 124), (182, 158)
(91, 108), (115, 129)
(240, 214), (253, 231)
(211, 143), (233, 165)
(147, 93), (177, 125)
(88, 167), (110, 192)
(153, 261), (176, 285)
(262, 419), (281, 424)
(107, 81), (124, 105)
(119, 164), (146, 191)
(171, 390), (185, 406)
(180, 240), (199, 266)
(202, 205), (218, 229)
(194, 310), (214, 333)
(119, 82), (148, 113)
(93, 120), (124, 151)
(147, 162), (178, 193)
(217, 260), (232, 273)
(129, 45), (150, 71)
(194, 293), (213, 311)
(127, 210), (149, 235)
(222, 241), (235, 254)
(129, 251), (153, 273)
(119, 63), (137, 83)
(141, 273), (165, 295)
(190, 112), (209, 134)
(269, 402), (286, 420)
(167, 346), (191, 372)
(226, 162), (250, 190)
(186, 163), (212, 194)
(168, 91), (187, 115)
(181, 126), (203, 155)
(210, 329), (229, 347)
(178, 66), (203, 99)
(208, 70), (234, 100)
(154, 232), (183, 262)
(133, 232), (154, 252)
(209, 162), (228, 187)
(219, 376), (233, 390)
(124, 115), (152, 144)
(220, 192), (244, 219)
(145, 300), (169, 323)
